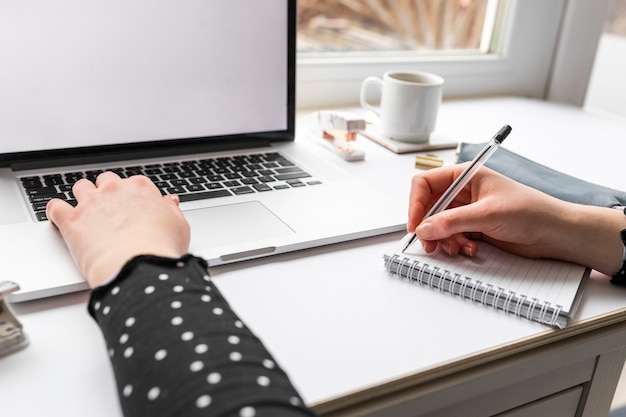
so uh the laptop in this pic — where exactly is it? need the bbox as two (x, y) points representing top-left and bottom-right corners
(0, 0), (406, 302)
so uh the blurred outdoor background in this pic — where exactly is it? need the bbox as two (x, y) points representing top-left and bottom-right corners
(297, 0), (491, 53)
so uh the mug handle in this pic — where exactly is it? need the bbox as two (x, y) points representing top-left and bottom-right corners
(360, 76), (382, 116)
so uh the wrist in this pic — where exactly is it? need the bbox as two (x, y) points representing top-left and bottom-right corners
(611, 226), (626, 286)
(85, 246), (187, 288)
(555, 203), (626, 276)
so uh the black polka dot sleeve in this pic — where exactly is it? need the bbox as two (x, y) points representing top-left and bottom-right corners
(88, 254), (316, 417)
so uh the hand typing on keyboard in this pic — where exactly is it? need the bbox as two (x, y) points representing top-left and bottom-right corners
(20, 152), (321, 221)
(45, 172), (190, 288)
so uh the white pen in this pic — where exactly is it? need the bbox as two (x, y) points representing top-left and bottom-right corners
(401, 124), (512, 253)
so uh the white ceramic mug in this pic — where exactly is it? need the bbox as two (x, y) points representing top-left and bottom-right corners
(360, 70), (444, 143)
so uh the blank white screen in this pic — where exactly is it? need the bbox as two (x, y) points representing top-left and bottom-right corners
(0, 0), (287, 154)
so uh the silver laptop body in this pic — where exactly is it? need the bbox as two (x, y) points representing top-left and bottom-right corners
(0, 0), (405, 301)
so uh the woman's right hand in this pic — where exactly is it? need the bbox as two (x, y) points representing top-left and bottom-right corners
(46, 172), (191, 288)
(407, 164), (626, 277)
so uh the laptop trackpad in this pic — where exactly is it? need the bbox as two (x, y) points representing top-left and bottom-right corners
(184, 201), (294, 251)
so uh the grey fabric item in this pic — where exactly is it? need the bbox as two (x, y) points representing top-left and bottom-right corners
(610, 407), (626, 417)
(457, 142), (626, 208)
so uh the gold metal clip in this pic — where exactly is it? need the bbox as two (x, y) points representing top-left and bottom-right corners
(415, 154), (443, 170)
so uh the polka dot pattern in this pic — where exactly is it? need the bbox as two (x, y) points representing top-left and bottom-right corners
(207, 372), (221, 384)
(154, 349), (167, 361)
(195, 344), (208, 354)
(88, 255), (313, 417)
(122, 384), (133, 397)
(196, 394), (211, 409)
(190, 360), (204, 372)
(147, 386), (160, 401)
(240, 406), (256, 417)
(257, 375), (270, 387)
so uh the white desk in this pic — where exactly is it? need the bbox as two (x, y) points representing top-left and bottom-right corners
(3, 97), (626, 417)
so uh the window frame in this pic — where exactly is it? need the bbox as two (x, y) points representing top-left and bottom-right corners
(296, 0), (606, 109)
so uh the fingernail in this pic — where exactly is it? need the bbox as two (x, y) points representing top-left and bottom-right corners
(461, 245), (475, 257)
(415, 222), (434, 239)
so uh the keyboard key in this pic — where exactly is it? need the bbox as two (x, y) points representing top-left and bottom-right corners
(253, 184), (272, 192)
(165, 186), (185, 194)
(274, 166), (303, 174)
(188, 177), (208, 184)
(185, 184), (205, 192)
(205, 183), (224, 190)
(144, 168), (163, 175)
(21, 178), (43, 189)
(21, 152), (320, 222)
(232, 186), (254, 195)
(43, 175), (64, 186)
(24, 186), (58, 196)
(29, 193), (65, 203)
(32, 201), (50, 211)
(171, 179), (189, 187)
(274, 172), (311, 181)
(178, 189), (232, 202)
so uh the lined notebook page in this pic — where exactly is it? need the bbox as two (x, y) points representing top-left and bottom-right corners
(385, 237), (589, 327)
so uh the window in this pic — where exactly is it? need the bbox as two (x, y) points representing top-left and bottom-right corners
(604, 0), (626, 36)
(297, 0), (495, 54)
(295, 0), (606, 109)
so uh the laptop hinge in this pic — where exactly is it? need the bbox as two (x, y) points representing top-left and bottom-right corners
(8, 139), (271, 171)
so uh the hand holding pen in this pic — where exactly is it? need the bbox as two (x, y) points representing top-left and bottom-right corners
(402, 125), (512, 253)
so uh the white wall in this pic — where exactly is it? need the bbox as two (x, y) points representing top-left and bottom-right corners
(585, 33), (626, 119)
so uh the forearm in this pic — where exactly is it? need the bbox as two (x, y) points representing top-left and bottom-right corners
(88, 254), (316, 417)
(548, 202), (626, 276)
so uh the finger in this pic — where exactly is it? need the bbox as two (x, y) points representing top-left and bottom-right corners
(95, 171), (122, 187)
(417, 233), (479, 257)
(167, 194), (180, 206)
(408, 164), (469, 231)
(418, 239), (437, 254)
(438, 237), (461, 256)
(46, 198), (74, 229)
(416, 201), (490, 241)
(71, 178), (96, 201)
(163, 193), (183, 213)
(455, 234), (479, 257)
(127, 174), (162, 194)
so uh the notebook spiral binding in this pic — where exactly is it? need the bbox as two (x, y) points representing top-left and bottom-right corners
(384, 254), (564, 328)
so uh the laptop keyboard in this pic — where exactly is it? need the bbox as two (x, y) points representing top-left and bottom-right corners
(19, 152), (321, 221)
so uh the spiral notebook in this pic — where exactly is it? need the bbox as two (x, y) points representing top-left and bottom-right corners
(384, 234), (590, 328)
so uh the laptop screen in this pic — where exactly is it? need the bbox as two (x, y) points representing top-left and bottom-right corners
(0, 0), (294, 168)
